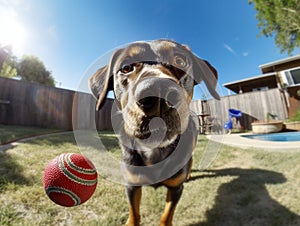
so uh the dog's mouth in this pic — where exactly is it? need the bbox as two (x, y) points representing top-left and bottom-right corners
(134, 119), (162, 140)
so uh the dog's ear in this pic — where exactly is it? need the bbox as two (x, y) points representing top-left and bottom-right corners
(89, 65), (114, 110)
(89, 48), (123, 110)
(192, 56), (220, 100)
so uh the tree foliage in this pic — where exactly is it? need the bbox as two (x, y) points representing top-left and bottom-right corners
(0, 44), (55, 87)
(18, 55), (55, 87)
(0, 60), (18, 78)
(249, 0), (300, 54)
(0, 45), (17, 78)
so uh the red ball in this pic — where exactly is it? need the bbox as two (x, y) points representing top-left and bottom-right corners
(43, 153), (98, 207)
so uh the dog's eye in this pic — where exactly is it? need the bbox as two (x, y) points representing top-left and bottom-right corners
(173, 55), (187, 68)
(120, 64), (135, 74)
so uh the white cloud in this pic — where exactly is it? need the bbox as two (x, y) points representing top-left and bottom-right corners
(224, 43), (237, 56)
(243, 52), (249, 57)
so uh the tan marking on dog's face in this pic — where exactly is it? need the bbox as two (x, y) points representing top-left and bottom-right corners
(151, 39), (177, 53)
(128, 45), (143, 57)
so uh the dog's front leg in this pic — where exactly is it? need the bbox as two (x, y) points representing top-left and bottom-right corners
(125, 186), (142, 226)
(160, 185), (183, 226)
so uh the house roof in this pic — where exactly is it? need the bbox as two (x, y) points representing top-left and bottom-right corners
(223, 54), (300, 93)
(223, 72), (276, 87)
(259, 55), (300, 70)
(223, 72), (277, 93)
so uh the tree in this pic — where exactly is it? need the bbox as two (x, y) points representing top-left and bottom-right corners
(18, 55), (56, 87)
(0, 45), (18, 78)
(0, 45), (10, 69)
(0, 60), (18, 78)
(249, 0), (300, 54)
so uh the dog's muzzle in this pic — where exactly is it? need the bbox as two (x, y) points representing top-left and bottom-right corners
(134, 78), (182, 117)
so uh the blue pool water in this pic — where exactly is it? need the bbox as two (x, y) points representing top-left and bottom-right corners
(242, 132), (300, 142)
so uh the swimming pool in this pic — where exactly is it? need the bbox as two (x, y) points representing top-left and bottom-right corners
(242, 132), (300, 142)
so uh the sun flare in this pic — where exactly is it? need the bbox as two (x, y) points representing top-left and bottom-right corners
(0, 11), (27, 53)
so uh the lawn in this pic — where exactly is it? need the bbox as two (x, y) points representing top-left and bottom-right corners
(1, 130), (300, 225)
(0, 125), (64, 145)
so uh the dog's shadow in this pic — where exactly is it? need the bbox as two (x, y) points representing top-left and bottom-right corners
(188, 168), (300, 226)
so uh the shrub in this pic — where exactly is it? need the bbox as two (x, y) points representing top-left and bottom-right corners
(288, 108), (300, 122)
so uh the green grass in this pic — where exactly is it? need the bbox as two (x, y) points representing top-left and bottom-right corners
(0, 125), (64, 145)
(1, 130), (300, 225)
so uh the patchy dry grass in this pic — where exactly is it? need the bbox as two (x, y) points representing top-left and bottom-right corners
(1, 131), (300, 225)
(0, 125), (63, 145)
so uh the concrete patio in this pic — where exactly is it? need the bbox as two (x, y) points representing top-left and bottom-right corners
(207, 133), (300, 151)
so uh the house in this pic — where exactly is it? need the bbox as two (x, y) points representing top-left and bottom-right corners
(223, 55), (300, 118)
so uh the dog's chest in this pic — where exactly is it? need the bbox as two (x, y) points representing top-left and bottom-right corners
(121, 137), (179, 166)
(138, 146), (174, 165)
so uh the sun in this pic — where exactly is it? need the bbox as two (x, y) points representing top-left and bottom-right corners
(0, 11), (27, 53)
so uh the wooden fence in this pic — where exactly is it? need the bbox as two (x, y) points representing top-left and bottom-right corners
(0, 77), (288, 131)
(190, 88), (288, 131)
(0, 77), (113, 130)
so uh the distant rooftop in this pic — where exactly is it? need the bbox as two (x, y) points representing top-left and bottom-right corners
(259, 55), (300, 70)
(223, 54), (300, 94)
(259, 54), (300, 74)
(223, 72), (276, 87)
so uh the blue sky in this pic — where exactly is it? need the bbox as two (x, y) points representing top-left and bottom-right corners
(0, 0), (299, 99)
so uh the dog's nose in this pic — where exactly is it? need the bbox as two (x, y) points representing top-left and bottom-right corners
(134, 78), (182, 115)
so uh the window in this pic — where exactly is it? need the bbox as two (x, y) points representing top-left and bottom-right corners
(252, 86), (269, 92)
(281, 67), (300, 86)
(290, 68), (300, 84)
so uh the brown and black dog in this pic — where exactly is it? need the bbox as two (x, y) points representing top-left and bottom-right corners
(89, 39), (219, 226)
